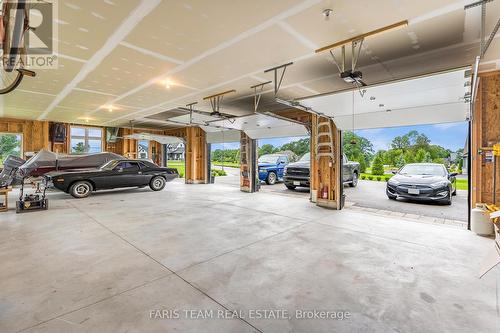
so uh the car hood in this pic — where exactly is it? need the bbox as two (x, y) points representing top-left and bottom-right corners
(287, 161), (310, 169)
(258, 163), (277, 168)
(391, 174), (448, 184)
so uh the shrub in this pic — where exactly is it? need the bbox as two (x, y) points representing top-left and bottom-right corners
(361, 175), (366, 180)
(367, 175), (374, 180)
(376, 176), (382, 181)
(211, 169), (227, 177)
(384, 176), (391, 182)
(371, 154), (385, 176)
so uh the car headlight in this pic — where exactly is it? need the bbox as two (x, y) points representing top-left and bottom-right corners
(430, 181), (449, 189)
(283, 167), (288, 175)
(388, 178), (400, 186)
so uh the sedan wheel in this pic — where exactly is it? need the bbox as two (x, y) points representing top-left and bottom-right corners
(266, 172), (277, 185)
(150, 176), (166, 191)
(70, 181), (92, 199)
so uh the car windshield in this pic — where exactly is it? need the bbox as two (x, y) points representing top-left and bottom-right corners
(258, 155), (279, 164)
(399, 164), (446, 176)
(299, 152), (310, 162)
(100, 160), (120, 170)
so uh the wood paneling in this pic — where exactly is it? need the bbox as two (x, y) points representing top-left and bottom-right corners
(0, 118), (49, 157)
(472, 70), (500, 205)
(184, 127), (207, 183)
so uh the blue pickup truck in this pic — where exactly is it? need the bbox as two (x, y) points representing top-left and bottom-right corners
(258, 154), (289, 185)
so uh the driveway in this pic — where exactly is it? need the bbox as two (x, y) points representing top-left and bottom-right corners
(344, 180), (468, 222)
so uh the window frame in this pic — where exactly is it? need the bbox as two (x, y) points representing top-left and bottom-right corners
(0, 132), (23, 166)
(69, 125), (103, 155)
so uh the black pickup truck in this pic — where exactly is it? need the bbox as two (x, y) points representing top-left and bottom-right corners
(283, 153), (360, 190)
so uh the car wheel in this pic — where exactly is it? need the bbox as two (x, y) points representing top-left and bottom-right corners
(70, 181), (93, 199)
(285, 184), (296, 190)
(266, 172), (277, 185)
(452, 188), (457, 196)
(443, 190), (452, 205)
(349, 172), (358, 187)
(150, 176), (166, 191)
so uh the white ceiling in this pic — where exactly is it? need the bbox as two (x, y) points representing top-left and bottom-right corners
(300, 69), (470, 130)
(1, 0), (499, 128)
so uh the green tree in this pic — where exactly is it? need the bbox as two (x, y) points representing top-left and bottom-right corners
(391, 135), (410, 151)
(0, 134), (21, 161)
(415, 148), (426, 163)
(395, 154), (406, 168)
(72, 142), (87, 154)
(423, 151), (432, 163)
(343, 132), (374, 167)
(258, 144), (276, 156)
(371, 152), (385, 175)
(357, 157), (367, 173)
(280, 138), (310, 157)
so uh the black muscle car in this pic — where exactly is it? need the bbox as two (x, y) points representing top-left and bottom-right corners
(46, 159), (179, 198)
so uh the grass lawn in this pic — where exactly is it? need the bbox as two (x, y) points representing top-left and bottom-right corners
(167, 160), (185, 178)
(212, 161), (240, 168)
(455, 178), (468, 190)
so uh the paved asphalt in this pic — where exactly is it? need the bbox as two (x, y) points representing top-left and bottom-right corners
(212, 167), (468, 222)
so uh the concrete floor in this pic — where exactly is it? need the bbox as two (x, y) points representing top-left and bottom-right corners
(0, 179), (498, 332)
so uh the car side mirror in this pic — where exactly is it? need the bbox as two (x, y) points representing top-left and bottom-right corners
(449, 172), (458, 178)
(392, 170), (397, 174)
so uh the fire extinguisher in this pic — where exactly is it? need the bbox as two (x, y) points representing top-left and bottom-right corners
(322, 185), (328, 199)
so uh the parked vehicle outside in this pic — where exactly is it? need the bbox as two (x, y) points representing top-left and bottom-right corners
(46, 159), (178, 198)
(386, 163), (457, 205)
(258, 154), (289, 185)
(283, 153), (360, 190)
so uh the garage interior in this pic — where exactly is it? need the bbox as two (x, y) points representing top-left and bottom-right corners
(1, 1), (500, 332)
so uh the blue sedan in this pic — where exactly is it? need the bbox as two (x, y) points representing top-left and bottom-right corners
(258, 154), (289, 185)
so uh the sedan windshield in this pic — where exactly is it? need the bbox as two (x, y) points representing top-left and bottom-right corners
(258, 155), (279, 164)
(399, 164), (446, 176)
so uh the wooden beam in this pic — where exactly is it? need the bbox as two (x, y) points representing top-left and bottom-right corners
(315, 20), (408, 53)
(203, 90), (236, 100)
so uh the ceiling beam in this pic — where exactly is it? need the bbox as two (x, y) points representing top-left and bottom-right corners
(315, 20), (409, 53)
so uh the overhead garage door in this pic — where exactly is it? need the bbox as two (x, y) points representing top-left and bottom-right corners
(299, 69), (471, 130)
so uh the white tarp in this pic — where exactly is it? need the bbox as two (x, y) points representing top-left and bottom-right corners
(299, 69), (470, 130)
(124, 133), (184, 144)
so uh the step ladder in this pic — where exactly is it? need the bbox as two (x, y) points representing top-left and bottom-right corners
(315, 118), (335, 162)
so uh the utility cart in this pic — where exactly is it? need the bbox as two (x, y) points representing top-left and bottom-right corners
(16, 177), (49, 214)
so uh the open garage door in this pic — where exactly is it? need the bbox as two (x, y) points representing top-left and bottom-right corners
(208, 114), (308, 139)
(299, 69), (470, 130)
(300, 68), (471, 226)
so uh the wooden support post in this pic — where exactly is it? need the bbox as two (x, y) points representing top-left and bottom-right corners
(310, 115), (342, 209)
(185, 127), (208, 184)
(471, 70), (500, 206)
(240, 132), (258, 193)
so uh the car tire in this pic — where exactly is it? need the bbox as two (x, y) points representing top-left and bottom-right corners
(452, 188), (457, 196)
(285, 184), (296, 190)
(349, 172), (358, 187)
(149, 176), (166, 191)
(70, 181), (93, 199)
(266, 172), (277, 185)
(443, 189), (452, 205)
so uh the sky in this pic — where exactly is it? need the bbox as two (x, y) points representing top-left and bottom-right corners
(211, 121), (469, 152)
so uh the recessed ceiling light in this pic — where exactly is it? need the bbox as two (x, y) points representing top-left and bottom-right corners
(379, 103), (385, 107)
(370, 96), (376, 101)
(386, 109), (392, 112)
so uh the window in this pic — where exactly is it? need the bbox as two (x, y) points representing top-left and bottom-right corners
(70, 126), (103, 154)
(137, 140), (149, 159)
(115, 162), (140, 171)
(0, 133), (22, 167)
